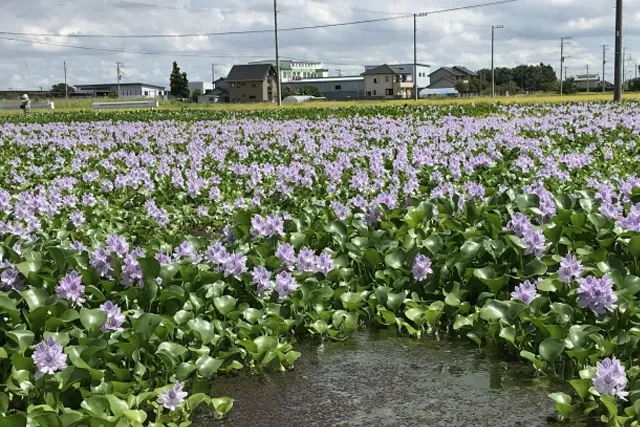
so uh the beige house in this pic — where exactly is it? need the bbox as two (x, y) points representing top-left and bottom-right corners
(227, 64), (278, 103)
(361, 64), (414, 99)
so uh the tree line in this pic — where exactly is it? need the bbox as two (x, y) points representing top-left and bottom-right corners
(455, 63), (561, 95)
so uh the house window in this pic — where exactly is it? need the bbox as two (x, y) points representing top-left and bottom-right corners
(373, 78), (379, 84)
(242, 93), (246, 97)
(385, 76), (390, 82)
(209, 97), (215, 101)
(241, 82), (246, 87)
(249, 95), (256, 100)
(145, 91), (149, 96)
(366, 91), (371, 96)
(385, 88), (393, 96)
(251, 83), (259, 87)
(335, 85), (342, 90)
(372, 90), (377, 95)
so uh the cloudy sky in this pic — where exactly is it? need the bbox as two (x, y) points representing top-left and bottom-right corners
(1, 0), (639, 90)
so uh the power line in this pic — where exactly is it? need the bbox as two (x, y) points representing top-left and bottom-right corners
(0, 36), (293, 59)
(304, 0), (406, 16)
(2, 0), (518, 39)
(102, 0), (245, 13)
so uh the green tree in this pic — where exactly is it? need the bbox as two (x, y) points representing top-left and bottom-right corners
(170, 62), (190, 98)
(454, 80), (469, 94)
(628, 78), (640, 92)
(562, 77), (577, 94)
(50, 83), (75, 94)
(191, 89), (202, 103)
(296, 85), (322, 97)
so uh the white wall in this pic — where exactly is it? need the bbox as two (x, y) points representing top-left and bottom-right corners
(188, 82), (213, 96)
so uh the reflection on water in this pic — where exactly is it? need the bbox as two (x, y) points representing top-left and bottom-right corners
(194, 330), (570, 427)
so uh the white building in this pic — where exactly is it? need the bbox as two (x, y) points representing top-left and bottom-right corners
(75, 82), (165, 98)
(364, 63), (431, 89)
(282, 76), (363, 100)
(188, 81), (213, 96)
(249, 60), (329, 82)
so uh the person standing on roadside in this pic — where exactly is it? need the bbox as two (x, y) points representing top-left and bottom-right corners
(20, 94), (31, 114)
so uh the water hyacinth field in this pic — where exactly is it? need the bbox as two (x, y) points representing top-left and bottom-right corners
(2, 102), (640, 426)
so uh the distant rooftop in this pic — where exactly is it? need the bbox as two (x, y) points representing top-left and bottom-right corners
(76, 82), (165, 89)
(283, 76), (363, 83)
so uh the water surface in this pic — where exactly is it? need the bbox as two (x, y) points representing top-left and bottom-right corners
(196, 330), (575, 427)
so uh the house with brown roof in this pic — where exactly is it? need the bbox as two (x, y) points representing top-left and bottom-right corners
(428, 66), (477, 89)
(227, 64), (278, 103)
(361, 64), (414, 99)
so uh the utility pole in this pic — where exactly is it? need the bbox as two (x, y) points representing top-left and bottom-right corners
(413, 12), (428, 101)
(614, 0), (623, 102)
(560, 36), (571, 94)
(116, 62), (122, 97)
(211, 63), (216, 85)
(623, 48), (627, 91)
(414, 14), (418, 101)
(601, 45), (608, 93)
(273, 0), (281, 106)
(491, 25), (503, 98)
(64, 61), (68, 99)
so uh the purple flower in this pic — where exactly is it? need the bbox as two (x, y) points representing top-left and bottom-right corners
(505, 213), (530, 237)
(174, 241), (199, 261)
(106, 234), (129, 258)
(32, 338), (67, 379)
(297, 247), (317, 273)
(276, 243), (296, 267)
(155, 252), (172, 264)
(197, 205), (208, 217)
(251, 266), (271, 295)
(594, 357), (628, 400)
(99, 301), (126, 332)
(205, 242), (228, 265)
(1, 267), (24, 291)
(70, 210), (85, 227)
(157, 381), (188, 411)
(523, 228), (546, 259)
(57, 271), (86, 307)
(316, 253), (334, 276)
(265, 214), (285, 237)
(130, 247), (146, 258)
(331, 200), (350, 220)
(558, 254), (583, 283)
(511, 279), (539, 305)
(412, 254), (433, 281)
(122, 255), (143, 288)
(577, 275), (617, 316)
(274, 271), (299, 298)
(70, 241), (86, 252)
(223, 253), (248, 279)
(250, 215), (267, 238)
(90, 248), (113, 277)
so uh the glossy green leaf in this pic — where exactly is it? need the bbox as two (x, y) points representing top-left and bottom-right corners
(384, 249), (405, 270)
(213, 295), (237, 316)
(196, 355), (224, 377)
(538, 337), (565, 363)
(79, 308), (107, 332)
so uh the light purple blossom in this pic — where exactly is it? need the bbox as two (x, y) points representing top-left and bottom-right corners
(274, 271), (299, 298)
(205, 242), (228, 265)
(412, 254), (433, 281)
(158, 381), (188, 411)
(594, 357), (628, 400)
(99, 301), (126, 332)
(1, 267), (24, 291)
(558, 254), (583, 283)
(106, 234), (129, 258)
(523, 227), (546, 259)
(122, 255), (143, 288)
(70, 210), (85, 227)
(32, 338), (67, 379)
(57, 271), (86, 307)
(223, 252), (248, 279)
(316, 253), (334, 276)
(511, 279), (539, 305)
(197, 205), (208, 217)
(250, 215), (268, 238)
(90, 248), (113, 277)
(174, 241), (199, 261)
(70, 241), (86, 252)
(577, 275), (617, 316)
(276, 243), (296, 267)
(297, 247), (317, 273)
(251, 266), (271, 295)
(155, 252), (172, 264)
(265, 214), (285, 237)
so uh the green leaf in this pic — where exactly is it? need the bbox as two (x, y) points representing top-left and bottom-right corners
(176, 362), (196, 381)
(600, 394), (618, 418)
(15, 260), (42, 278)
(524, 259), (547, 277)
(134, 313), (161, 340)
(340, 291), (363, 310)
(48, 248), (67, 274)
(211, 397), (235, 419)
(499, 326), (516, 344)
(363, 248), (382, 267)
(188, 318), (215, 344)
(19, 288), (50, 311)
(243, 308), (262, 324)
(479, 300), (507, 321)
(629, 236), (640, 257)
(569, 378), (591, 400)
(326, 221), (347, 238)
(81, 396), (110, 418)
(105, 394), (129, 417)
(139, 257), (161, 278)
(6, 330), (34, 353)
(79, 308), (107, 332)
(384, 249), (405, 270)
(460, 241), (481, 259)
(213, 296), (237, 317)
(123, 410), (147, 424)
(196, 355), (224, 377)
(254, 336), (278, 352)
(32, 414), (64, 427)
(423, 234), (443, 255)
(1, 414), (26, 427)
(538, 337), (565, 363)
(548, 392), (572, 405)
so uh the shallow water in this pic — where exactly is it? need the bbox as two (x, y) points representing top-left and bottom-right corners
(195, 330), (578, 427)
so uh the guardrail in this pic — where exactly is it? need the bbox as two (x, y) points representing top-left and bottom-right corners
(0, 102), (55, 111)
(92, 101), (159, 111)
